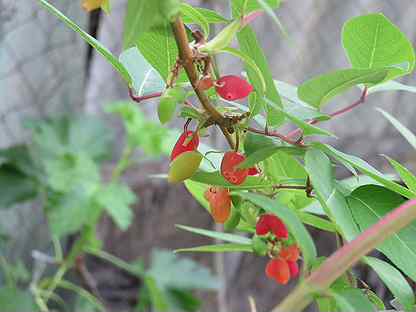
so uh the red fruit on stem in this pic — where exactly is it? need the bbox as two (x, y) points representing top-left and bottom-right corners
(287, 261), (300, 278)
(205, 187), (232, 223)
(256, 214), (288, 239)
(279, 245), (300, 262)
(170, 131), (199, 161)
(221, 151), (249, 185)
(248, 167), (260, 176)
(256, 214), (271, 235)
(265, 258), (290, 285)
(215, 75), (254, 101)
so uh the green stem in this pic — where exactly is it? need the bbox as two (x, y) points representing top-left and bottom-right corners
(111, 145), (133, 182)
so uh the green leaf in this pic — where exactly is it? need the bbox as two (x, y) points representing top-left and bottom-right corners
(237, 192), (317, 268)
(123, 0), (180, 49)
(182, 7), (229, 24)
(96, 183), (137, 231)
(46, 188), (102, 238)
(0, 165), (37, 209)
(297, 211), (337, 232)
(314, 142), (415, 199)
(190, 170), (278, 190)
(38, 0), (131, 84)
(0, 287), (36, 312)
(347, 185), (416, 282)
(147, 249), (220, 290)
(364, 256), (415, 311)
(236, 25), (283, 126)
(231, 0), (281, 16)
(298, 68), (387, 108)
(238, 145), (304, 169)
(144, 276), (169, 312)
(158, 87), (187, 124)
(243, 132), (279, 155)
(384, 156), (416, 194)
(377, 108), (416, 150)
(254, 0), (286, 36)
(180, 3), (210, 36)
(342, 13), (415, 81)
(175, 243), (253, 253)
(331, 288), (376, 312)
(304, 149), (359, 240)
(176, 225), (252, 245)
(368, 80), (416, 94)
(119, 47), (164, 94)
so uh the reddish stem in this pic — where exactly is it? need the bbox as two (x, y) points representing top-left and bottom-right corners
(246, 127), (305, 147)
(128, 88), (163, 103)
(287, 87), (368, 138)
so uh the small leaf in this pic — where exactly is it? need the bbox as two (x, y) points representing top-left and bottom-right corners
(182, 7), (229, 24)
(200, 20), (241, 54)
(297, 211), (337, 233)
(342, 13), (415, 81)
(231, 0), (281, 16)
(176, 224), (252, 245)
(364, 256), (415, 311)
(175, 243), (252, 253)
(96, 182), (137, 231)
(39, 0), (131, 83)
(237, 192), (317, 269)
(298, 68), (387, 108)
(180, 3), (210, 36)
(384, 155), (416, 194)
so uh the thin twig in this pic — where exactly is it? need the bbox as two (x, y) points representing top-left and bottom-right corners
(287, 87), (368, 139)
(128, 88), (162, 103)
(246, 127), (305, 147)
(171, 16), (235, 149)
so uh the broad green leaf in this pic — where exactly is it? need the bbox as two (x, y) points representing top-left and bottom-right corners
(119, 47), (164, 94)
(175, 243), (252, 253)
(147, 249), (220, 290)
(220, 47), (266, 92)
(347, 185), (416, 282)
(314, 142), (415, 199)
(384, 156), (416, 194)
(364, 256), (415, 311)
(0, 165), (37, 209)
(182, 7), (229, 24)
(377, 108), (416, 150)
(235, 26), (283, 125)
(342, 13), (415, 81)
(123, 0), (180, 49)
(368, 80), (416, 94)
(298, 68), (387, 108)
(304, 149), (359, 240)
(180, 3), (210, 36)
(0, 288), (36, 312)
(38, 0), (131, 84)
(331, 288), (376, 312)
(243, 132), (280, 156)
(96, 182), (137, 231)
(46, 188), (102, 238)
(237, 192), (317, 268)
(158, 87), (187, 124)
(176, 225), (252, 245)
(297, 211), (337, 232)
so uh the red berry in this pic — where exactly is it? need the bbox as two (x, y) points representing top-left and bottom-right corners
(265, 258), (290, 285)
(221, 151), (249, 185)
(287, 261), (300, 278)
(215, 75), (254, 101)
(198, 76), (214, 91)
(170, 131), (199, 161)
(279, 245), (300, 262)
(256, 214), (288, 239)
(205, 187), (231, 223)
(248, 167), (260, 176)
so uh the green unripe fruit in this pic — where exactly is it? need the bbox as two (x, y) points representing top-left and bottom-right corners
(224, 207), (241, 232)
(252, 236), (268, 256)
(168, 151), (203, 183)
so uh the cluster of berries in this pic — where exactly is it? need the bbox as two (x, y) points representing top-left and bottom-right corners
(256, 214), (301, 285)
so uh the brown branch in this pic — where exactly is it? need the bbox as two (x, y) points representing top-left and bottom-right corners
(287, 87), (368, 139)
(171, 16), (235, 149)
(246, 127), (305, 147)
(273, 198), (416, 312)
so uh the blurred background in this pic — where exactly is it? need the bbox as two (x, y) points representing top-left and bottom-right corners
(1, 0), (416, 311)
